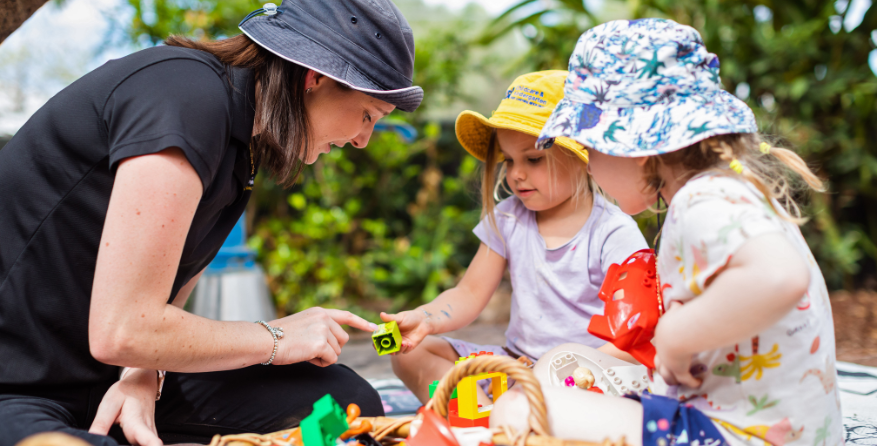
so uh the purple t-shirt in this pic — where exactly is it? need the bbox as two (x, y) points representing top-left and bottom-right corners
(473, 194), (648, 360)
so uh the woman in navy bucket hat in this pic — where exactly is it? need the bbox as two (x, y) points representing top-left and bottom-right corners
(0, 1), (421, 444)
(494, 19), (840, 446)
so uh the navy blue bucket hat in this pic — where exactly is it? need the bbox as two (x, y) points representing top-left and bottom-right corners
(240, 0), (423, 112)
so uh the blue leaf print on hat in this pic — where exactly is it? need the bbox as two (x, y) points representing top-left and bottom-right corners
(603, 121), (626, 142)
(579, 104), (603, 129)
(638, 50), (665, 79)
(708, 55), (720, 68)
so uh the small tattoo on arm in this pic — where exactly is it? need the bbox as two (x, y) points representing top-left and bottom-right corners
(441, 310), (451, 319)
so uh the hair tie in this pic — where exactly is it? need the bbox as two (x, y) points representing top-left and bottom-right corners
(759, 142), (771, 155)
(729, 159), (744, 174)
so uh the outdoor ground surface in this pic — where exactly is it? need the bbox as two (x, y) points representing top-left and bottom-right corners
(341, 291), (877, 379)
(832, 290), (877, 367)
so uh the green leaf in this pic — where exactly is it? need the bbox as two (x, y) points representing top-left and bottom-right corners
(289, 193), (306, 210)
(789, 78), (809, 100)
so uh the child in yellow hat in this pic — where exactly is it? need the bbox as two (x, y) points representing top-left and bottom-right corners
(381, 70), (648, 404)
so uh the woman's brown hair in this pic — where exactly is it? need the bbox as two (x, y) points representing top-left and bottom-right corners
(165, 34), (310, 187)
(643, 133), (824, 223)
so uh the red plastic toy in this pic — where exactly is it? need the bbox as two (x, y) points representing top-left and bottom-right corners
(447, 398), (489, 428)
(407, 408), (460, 446)
(587, 249), (664, 368)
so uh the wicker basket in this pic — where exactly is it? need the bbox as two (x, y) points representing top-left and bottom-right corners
(421, 355), (627, 446)
(208, 355), (629, 446)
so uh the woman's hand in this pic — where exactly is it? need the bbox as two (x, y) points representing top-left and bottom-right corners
(652, 301), (702, 389)
(270, 307), (378, 367)
(379, 310), (432, 354)
(88, 369), (162, 446)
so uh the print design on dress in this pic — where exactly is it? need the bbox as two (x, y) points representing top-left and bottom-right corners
(688, 241), (709, 295)
(813, 416), (831, 446)
(746, 394), (780, 416)
(712, 344), (742, 383)
(714, 417), (803, 446)
(687, 393), (736, 412)
(712, 337), (782, 382)
(799, 356), (837, 395)
(739, 336), (782, 382)
(796, 292), (811, 311)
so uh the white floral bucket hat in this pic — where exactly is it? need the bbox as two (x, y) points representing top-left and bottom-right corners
(537, 18), (757, 157)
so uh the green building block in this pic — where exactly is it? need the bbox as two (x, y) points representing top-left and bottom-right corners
(428, 380), (457, 399)
(300, 394), (349, 446)
(372, 321), (402, 355)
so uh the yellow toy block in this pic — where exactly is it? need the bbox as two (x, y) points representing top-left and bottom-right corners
(372, 321), (402, 355)
(456, 371), (508, 420)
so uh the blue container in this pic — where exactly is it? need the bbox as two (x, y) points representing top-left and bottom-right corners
(205, 215), (256, 274)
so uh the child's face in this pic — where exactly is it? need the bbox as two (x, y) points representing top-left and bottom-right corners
(497, 129), (578, 212)
(586, 148), (657, 215)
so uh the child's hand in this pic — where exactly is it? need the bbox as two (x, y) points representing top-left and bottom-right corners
(380, 310), (432, 354)
(653, 301), (702, 388)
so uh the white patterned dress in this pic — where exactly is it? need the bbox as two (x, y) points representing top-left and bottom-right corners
(655, 172), (843, 446)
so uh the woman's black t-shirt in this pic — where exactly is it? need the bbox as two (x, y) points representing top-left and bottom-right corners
(0, 46), (257, 386)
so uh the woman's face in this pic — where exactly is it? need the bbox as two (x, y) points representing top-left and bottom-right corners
(302, 73), (395, 165)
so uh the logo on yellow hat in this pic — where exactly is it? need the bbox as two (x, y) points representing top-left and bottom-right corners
(455, 70), (587, 164)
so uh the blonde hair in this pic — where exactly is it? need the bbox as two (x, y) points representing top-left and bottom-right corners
(643, 133), (824, 223)
(480, 129), (592, 240)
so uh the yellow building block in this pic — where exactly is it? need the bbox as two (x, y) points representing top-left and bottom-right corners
(371, 321), (402, 355)
(456, 371), (508, 420)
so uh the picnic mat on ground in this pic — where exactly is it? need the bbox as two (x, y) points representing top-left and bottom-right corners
(838, 361), (877, 444)
(372, 362), (877, 443)
(369, 379), (422, 416)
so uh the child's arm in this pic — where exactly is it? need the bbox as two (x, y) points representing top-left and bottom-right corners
(381, 243), (507, 353)
(652, 232), (810, 387)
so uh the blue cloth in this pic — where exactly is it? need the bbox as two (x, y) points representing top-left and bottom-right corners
(626, 391), (728, 446)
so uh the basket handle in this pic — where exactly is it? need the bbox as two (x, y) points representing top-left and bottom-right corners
(426, 355), (550, 436)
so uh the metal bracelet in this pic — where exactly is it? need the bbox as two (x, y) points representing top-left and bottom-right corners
(119, 367), (166, 401)
(256, 320), (284, 365)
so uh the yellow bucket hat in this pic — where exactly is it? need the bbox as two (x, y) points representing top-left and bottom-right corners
(455, 70), (587, 164)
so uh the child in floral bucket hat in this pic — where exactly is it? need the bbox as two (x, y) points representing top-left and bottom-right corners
(382, 70), (647, 404)
(494, 19), (841, 446)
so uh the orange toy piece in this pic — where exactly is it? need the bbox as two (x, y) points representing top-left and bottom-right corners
(587, 249), (664, 368)
(340, 404), (373, 440)
(407, 409), (461, 446)
(346, 403), (361, 423)
(340, 420), (372, 440)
